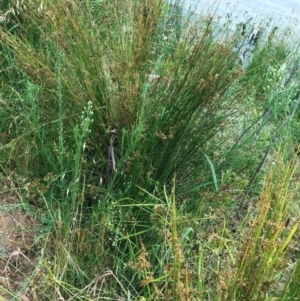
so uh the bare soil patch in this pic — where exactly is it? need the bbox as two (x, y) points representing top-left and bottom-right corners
(0, 187), (38, 300)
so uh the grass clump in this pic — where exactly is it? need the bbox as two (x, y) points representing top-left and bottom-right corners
(0, 0), (300, 300)
(1, 0), (245, 191)
(218, 152), (300, 301)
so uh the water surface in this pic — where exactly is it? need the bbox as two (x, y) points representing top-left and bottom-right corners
(184, 0), (300, 29)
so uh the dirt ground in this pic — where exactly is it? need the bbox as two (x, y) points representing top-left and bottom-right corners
(0, 184), (38, 301)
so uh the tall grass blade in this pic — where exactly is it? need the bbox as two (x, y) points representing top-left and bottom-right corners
(204, 153), (219, 192)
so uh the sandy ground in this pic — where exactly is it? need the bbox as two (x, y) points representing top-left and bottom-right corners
(0, 184), (38, 300)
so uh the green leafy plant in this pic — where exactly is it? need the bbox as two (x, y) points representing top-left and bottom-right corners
(1, 0), (300, 300)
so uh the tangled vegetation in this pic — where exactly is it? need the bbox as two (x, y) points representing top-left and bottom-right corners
(0, 0), (300, 300)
